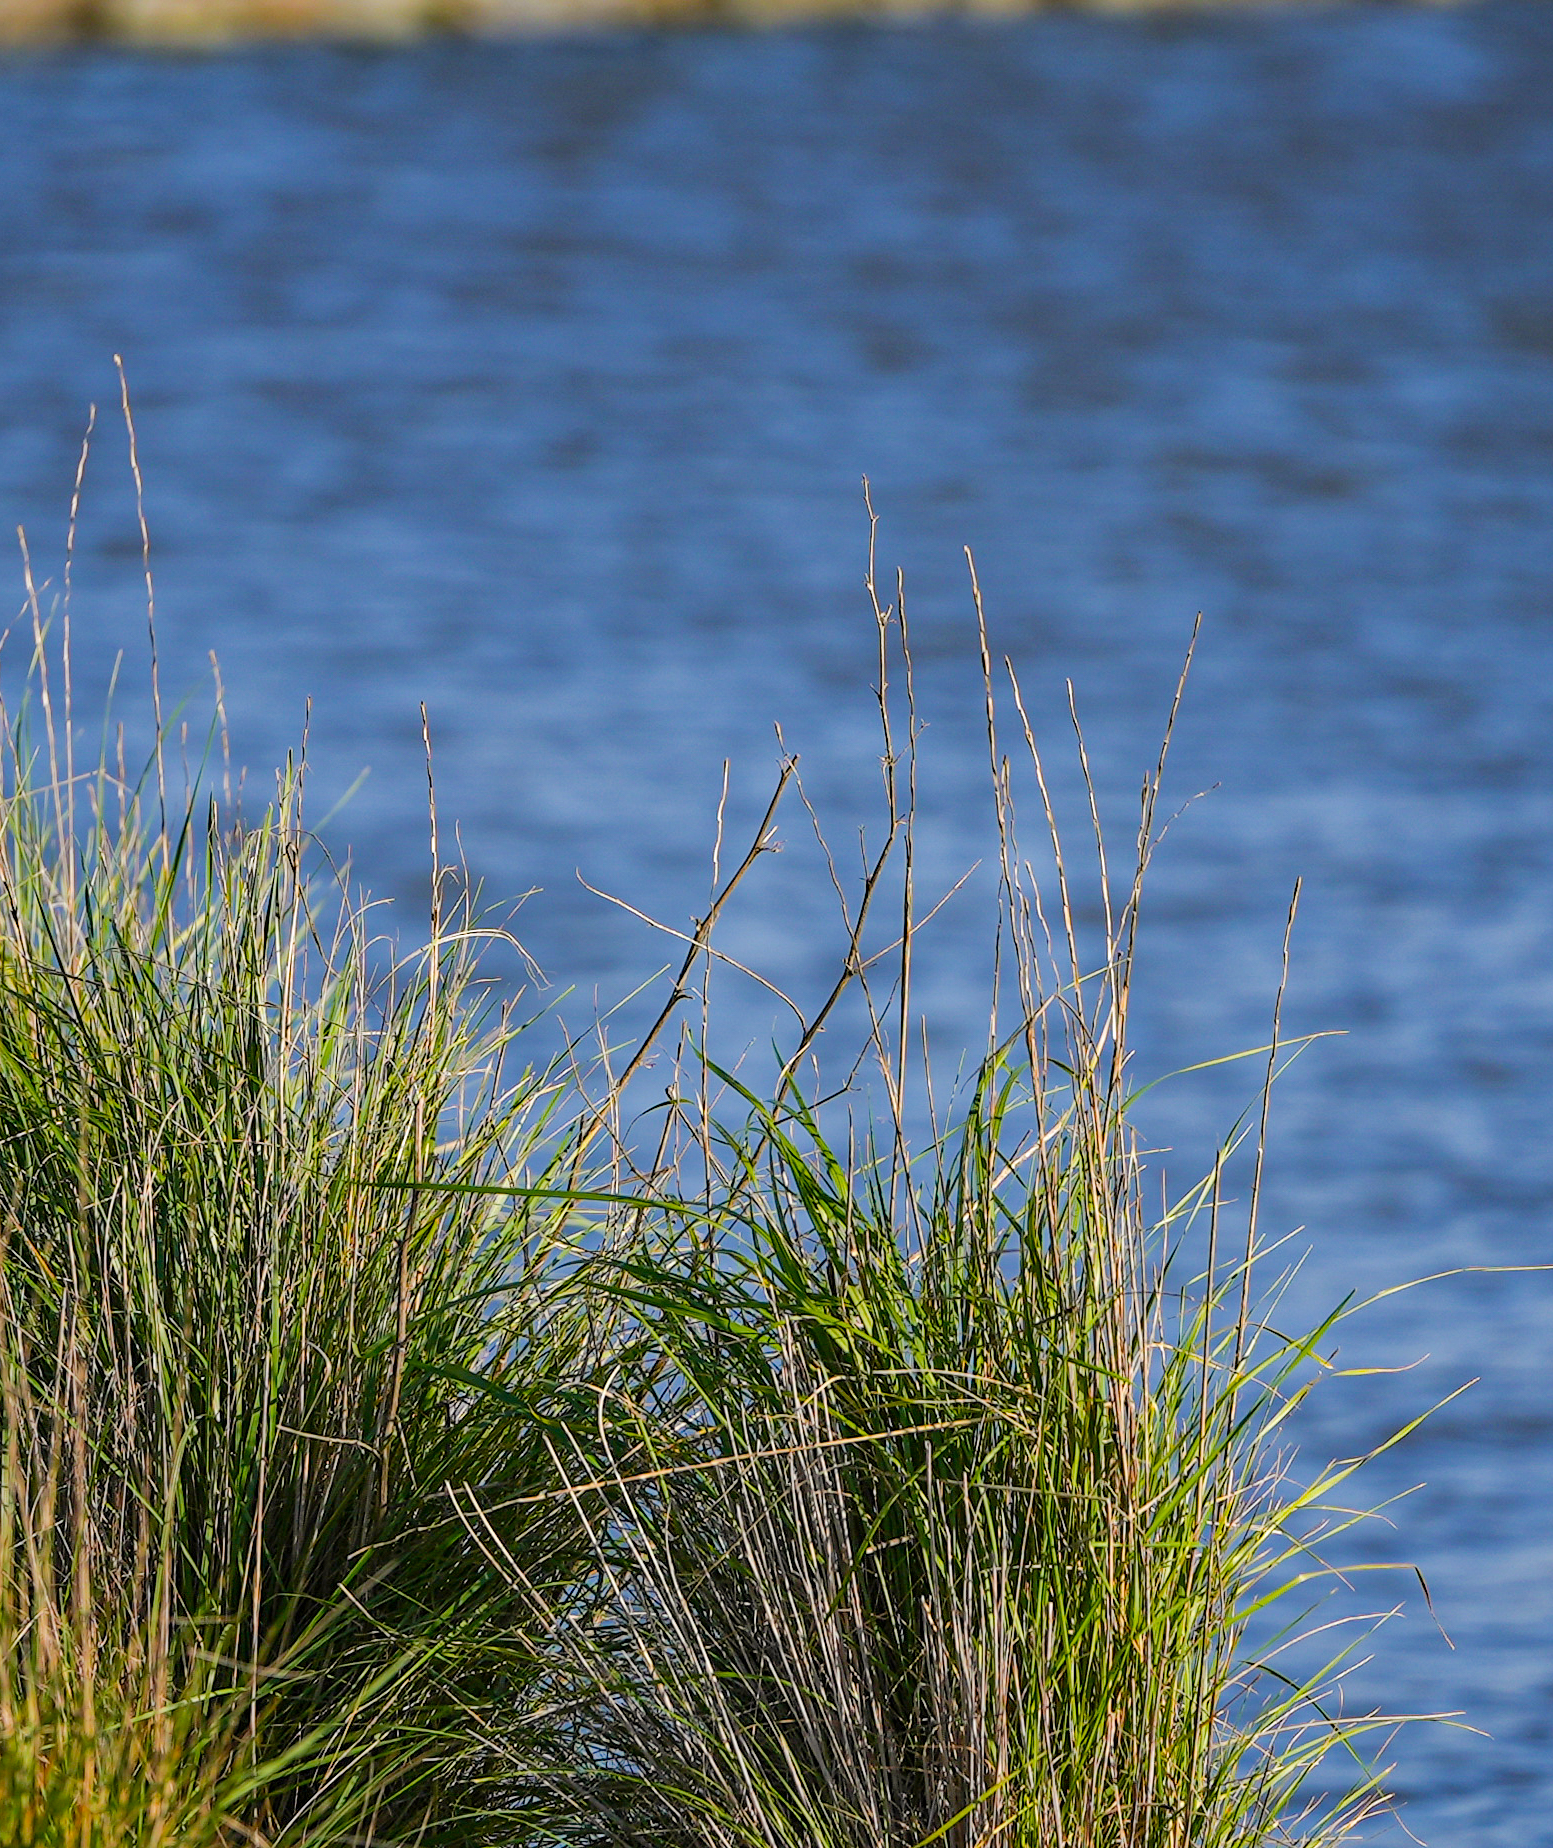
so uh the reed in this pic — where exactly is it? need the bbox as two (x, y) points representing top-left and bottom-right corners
(0, 598), (617, 1842)
(459, 560), (1431, 1848)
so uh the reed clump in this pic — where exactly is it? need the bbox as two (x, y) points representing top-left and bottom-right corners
(0, 600), (626, 1840)
(0, 488), (1432, 1844)
(466, 574), (1426, 1848)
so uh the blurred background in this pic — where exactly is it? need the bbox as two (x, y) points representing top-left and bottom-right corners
(0, 0), (1550, 1839)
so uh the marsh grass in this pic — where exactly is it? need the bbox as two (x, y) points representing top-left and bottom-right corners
(454, 544), (1440, 1848)
(0, 581), (628, 1840)
(0, 458), (1438, 1846)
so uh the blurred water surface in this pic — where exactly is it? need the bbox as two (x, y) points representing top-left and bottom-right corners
(2, 1), (1553, 1837)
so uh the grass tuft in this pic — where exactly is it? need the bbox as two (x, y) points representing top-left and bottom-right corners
(0, 480), (1434, 1845)
(0, 609), (614, 1844)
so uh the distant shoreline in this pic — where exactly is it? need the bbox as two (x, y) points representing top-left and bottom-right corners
(0, 0), (1476, 50)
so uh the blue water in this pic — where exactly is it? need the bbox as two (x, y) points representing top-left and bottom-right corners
(3, 1), (1553, 1836)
